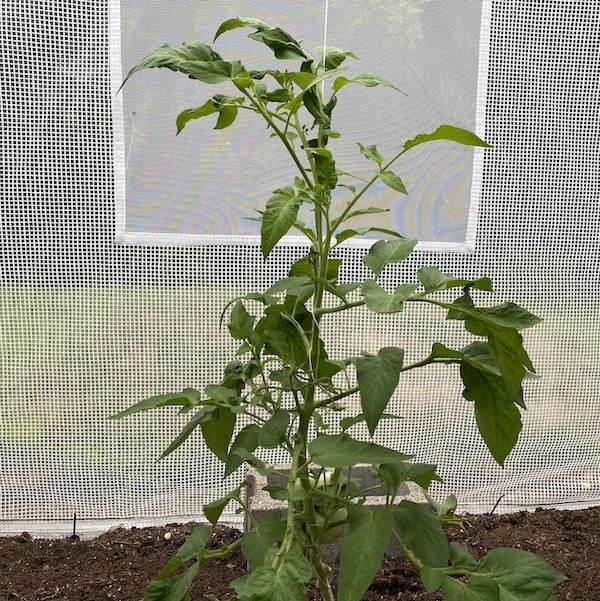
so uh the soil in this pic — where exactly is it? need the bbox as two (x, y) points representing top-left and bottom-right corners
(1, 506), (598, 601)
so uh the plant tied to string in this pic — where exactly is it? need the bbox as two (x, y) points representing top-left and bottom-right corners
(113, 17), (566, 601)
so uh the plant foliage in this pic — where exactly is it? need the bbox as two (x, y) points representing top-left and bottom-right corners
(113, 18), (565, 601)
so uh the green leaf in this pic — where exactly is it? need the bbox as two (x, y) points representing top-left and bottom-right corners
(213, 17), (271, 41)
(356, 347), (404, 435)
(362, 280), (418, 313)
(461, 302), (542, 331)
(333, 226), (403, 246)
(241, 514), (286, 571)
(121, 40), (225, 89)
(179, 58), (245, 84)
(467, 320), (533, 405)
(243, 549), (312, 601)
(477, 547), (567, 600)
(214, 104), (238, 129)
(248, 28), (311, 62)
(449, 302), (541, 407)
(393, 500), (450, 568)
(404, 124), (491, 151)
(333, 73), (401, 92)
(318, 45), (359, 70)
(110, 388), (202, 419)
(261, 187), (306, 258)
(313, 152), (338, 188)
(204, 384), (237, 402)
(160, 406), (215, 459)
(421, 565), (446, 594)
(378, 170), (408, 194)
(363, 239), (418, 278)
(144, 563), (200, 601)
(214, 18), (311, 62)
(449, 541), (479, 571)
(258, 409), (290, 449)
(155, 525), (212, 578)
(224, 424), (261, 477)
(203, 484), (243, 525)
(418, 266), (493, 293)
(338, 506), (393, 601)
(439, 574), (500, 601)
(228, 300), (255, 340)
(429, 342), (501, 377)
(200, 406), (236, 463)
(309, 433), (413, 468)
(339, 412), (402, 431)
(176, 100), (219, 134)
(461, 363), (522, 466)
(176, 94), (243, 134)
(358, 143), (384, 165)
(373, 461), (441, 492)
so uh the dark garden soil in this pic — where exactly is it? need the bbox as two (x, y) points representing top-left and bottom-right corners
(1, 506), (598, 601)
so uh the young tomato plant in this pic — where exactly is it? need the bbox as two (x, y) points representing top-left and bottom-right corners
(112, 18), (566, 601)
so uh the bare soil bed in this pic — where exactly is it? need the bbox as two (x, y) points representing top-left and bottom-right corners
(1, 506), (598, 600)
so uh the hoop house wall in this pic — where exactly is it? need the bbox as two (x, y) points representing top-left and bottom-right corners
(1, 0), (598, 538)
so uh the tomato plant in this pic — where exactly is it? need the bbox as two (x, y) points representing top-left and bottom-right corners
(113, 18), (565, 601)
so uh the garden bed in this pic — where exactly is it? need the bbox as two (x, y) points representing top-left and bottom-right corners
(1, 506), (598, 600)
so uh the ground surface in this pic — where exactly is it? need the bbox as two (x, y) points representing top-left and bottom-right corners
(1, 506), (598, 600)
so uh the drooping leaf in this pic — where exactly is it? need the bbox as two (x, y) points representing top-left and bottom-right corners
(144, 562), (200, 601)
(203, 484), (244, 525)
(333, 73), (401, 92)
(261, 187), (306, 258)
(461, 362), (522, 466)
(378, 170), (408, 194)
(338, 506), (393, 601)
(241, 513), (286, 571)
(213, 17), (271, 41)
(358, 143), (384, 165)
(228, 300), (255, 340)
(449, 301), (541, 406)
(333, 226), (403, 246)
(258, 409), (290, 449)
(404, 125), (491, 151)
(156, 525), (212, 578)
(339, 412), (403, 432)
(362, 280), (418, 313)
(309, 433), (413, 468)
(318, 45), (359, 70)
(393, 500), (450, 568)
(418, 266), (493, 293)
(110, 388), (202, 419)
(373, 461), (441, 493)
(476, 547), (567, 600)
(303, 86), (330, 127)
(121, 41), (225, 89)
(200, 406), (236, 463)
(363, 238), (418, 278)
(356, 347), (404, 435)
(449, 541), (479, 571)
(439, 574), (500, 601)
(459, 302), (542, 331)
(313, 152), (338, 188)
(242, 548), (312, 601)
(429, 342), (501, 377)
(224, 424), (261, 477)
(420, 565), (446, 594)
(159, 405), (215, 459)
(176, 94), (244, 134)
(248, 28), (312, 62)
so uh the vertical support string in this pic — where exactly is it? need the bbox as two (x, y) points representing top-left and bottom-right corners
(322, 0), (329, 94)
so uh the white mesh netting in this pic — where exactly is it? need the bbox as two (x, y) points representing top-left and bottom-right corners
(1, 1), (599, 538)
